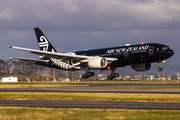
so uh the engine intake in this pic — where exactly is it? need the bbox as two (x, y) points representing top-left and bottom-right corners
(132, 63), (151, 72)
(88, 58), (107, 69)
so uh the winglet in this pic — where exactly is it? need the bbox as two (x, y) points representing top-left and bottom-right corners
(7, 45), (13, 48)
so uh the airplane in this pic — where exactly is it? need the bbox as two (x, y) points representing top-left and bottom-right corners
(8, 27), (174, 80)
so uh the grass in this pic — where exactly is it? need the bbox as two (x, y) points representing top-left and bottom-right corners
(107, 88), (180, 90)
(0, 92), (180, 102)
(0, 107), (179, 120)
(78, 80), (180, 84)
(0, 81), (179, 119)
(0, 84), (88, 88)
(0, 80), (179, 88)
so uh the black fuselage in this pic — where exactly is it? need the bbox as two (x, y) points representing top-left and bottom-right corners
(75, 43), (174, 68)
(31, 28), (174, 77)
(36, 43), (174, 71)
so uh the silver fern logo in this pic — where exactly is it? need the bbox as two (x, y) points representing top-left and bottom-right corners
(39, 36), (49, 51)
(51, 58), (71, 70)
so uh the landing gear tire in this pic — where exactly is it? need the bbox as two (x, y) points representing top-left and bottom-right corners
(107, 73), (119, 80)
(82, 74), (88, 79)
(82, 75), (85, 79)
(114, 73), (119, 78)
(157, 67), (162, 71)
(112, 74), (116, 78)
(157, 61), (163, 71)
(87, 72), (91, 77)
(109, 75), (113, 80)
(88, 72), (94, 77)
(82, 72), (95, 79)
(91, 72), (95, 76)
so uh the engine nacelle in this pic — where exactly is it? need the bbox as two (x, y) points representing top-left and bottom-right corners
(132, 63), (151, 72)
(88, 58), (107, 69)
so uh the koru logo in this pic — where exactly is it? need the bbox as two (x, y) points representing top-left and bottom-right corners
(39, 36), (49, 51)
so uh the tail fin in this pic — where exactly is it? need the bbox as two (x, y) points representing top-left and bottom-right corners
(34, 27), (57, 52)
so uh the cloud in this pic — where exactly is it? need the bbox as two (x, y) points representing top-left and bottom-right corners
(0, 0), (180, 30)
(0, 0), (179, 64)
(0, 9), (13, 21)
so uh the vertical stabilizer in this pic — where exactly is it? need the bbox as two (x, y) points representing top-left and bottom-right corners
(34, 27), (57, 52)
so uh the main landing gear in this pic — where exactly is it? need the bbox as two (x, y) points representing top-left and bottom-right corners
(82, 72), (95, 79)
(106, 67), (119, 80)
(157, 60), (165, 71)
(106, 73), (119, 80)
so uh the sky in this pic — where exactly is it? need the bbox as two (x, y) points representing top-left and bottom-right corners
(0, 0), (180, 65)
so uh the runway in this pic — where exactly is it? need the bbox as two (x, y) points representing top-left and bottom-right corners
(0, 100), (180, 110)
(0, 84), (179, 110)
(0, 84), (180, 94)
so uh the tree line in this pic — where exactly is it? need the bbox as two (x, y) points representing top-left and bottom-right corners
(0, 59), (80, 82)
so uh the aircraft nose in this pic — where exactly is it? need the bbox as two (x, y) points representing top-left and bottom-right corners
(169, 49), (174, 57)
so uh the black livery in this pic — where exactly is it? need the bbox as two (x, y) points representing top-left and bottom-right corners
(8, 28), (174, 80)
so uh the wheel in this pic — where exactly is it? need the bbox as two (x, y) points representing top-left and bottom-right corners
(157, 67), (162, 71)
(112, 73), (119, 78)
(106, 76), (110, 80)
(112, 73), (116, 78)
(82, 75), (85, 79)
(115, 73), (119, 77)
(109, 75), (113, 80)
(84, 73), (89, 78)
(91, 72), (95, 76)
(87, 72), (91, 77)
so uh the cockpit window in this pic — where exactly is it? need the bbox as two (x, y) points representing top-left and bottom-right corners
(162, 47), (169, 51)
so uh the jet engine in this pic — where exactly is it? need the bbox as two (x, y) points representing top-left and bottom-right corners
(88, 58), (107, 69)
(132, 63), (151, 72)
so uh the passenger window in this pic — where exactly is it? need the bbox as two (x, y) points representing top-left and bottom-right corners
(162, 47), (168, 50)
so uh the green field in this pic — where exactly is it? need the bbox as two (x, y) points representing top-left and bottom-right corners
(0, 83), (88, 88)
(0, 92), (180, 102)
(0, 80), (179, 88)
(0, 107), (179, 120)
(0, 81), (179, 119)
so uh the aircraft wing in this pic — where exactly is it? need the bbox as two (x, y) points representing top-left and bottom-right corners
(8, 46), (89, 61)
(8, 46), (117, 62)
(9, 57), (50, 62)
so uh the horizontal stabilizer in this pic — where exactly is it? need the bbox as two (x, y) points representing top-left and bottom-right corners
(9, 57), (49, 62)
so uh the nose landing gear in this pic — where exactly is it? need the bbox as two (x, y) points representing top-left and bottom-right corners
(157, 66), (162, 71)
(157, 60), (165, 71)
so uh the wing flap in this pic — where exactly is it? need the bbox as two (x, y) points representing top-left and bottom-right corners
(9, 57), (49, 62)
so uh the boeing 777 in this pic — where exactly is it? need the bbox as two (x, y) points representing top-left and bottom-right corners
(8, 28), (174, 80)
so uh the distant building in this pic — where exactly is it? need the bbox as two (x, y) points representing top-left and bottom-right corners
(150, 75), (154, 80)
(1, 77), (18, 82)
